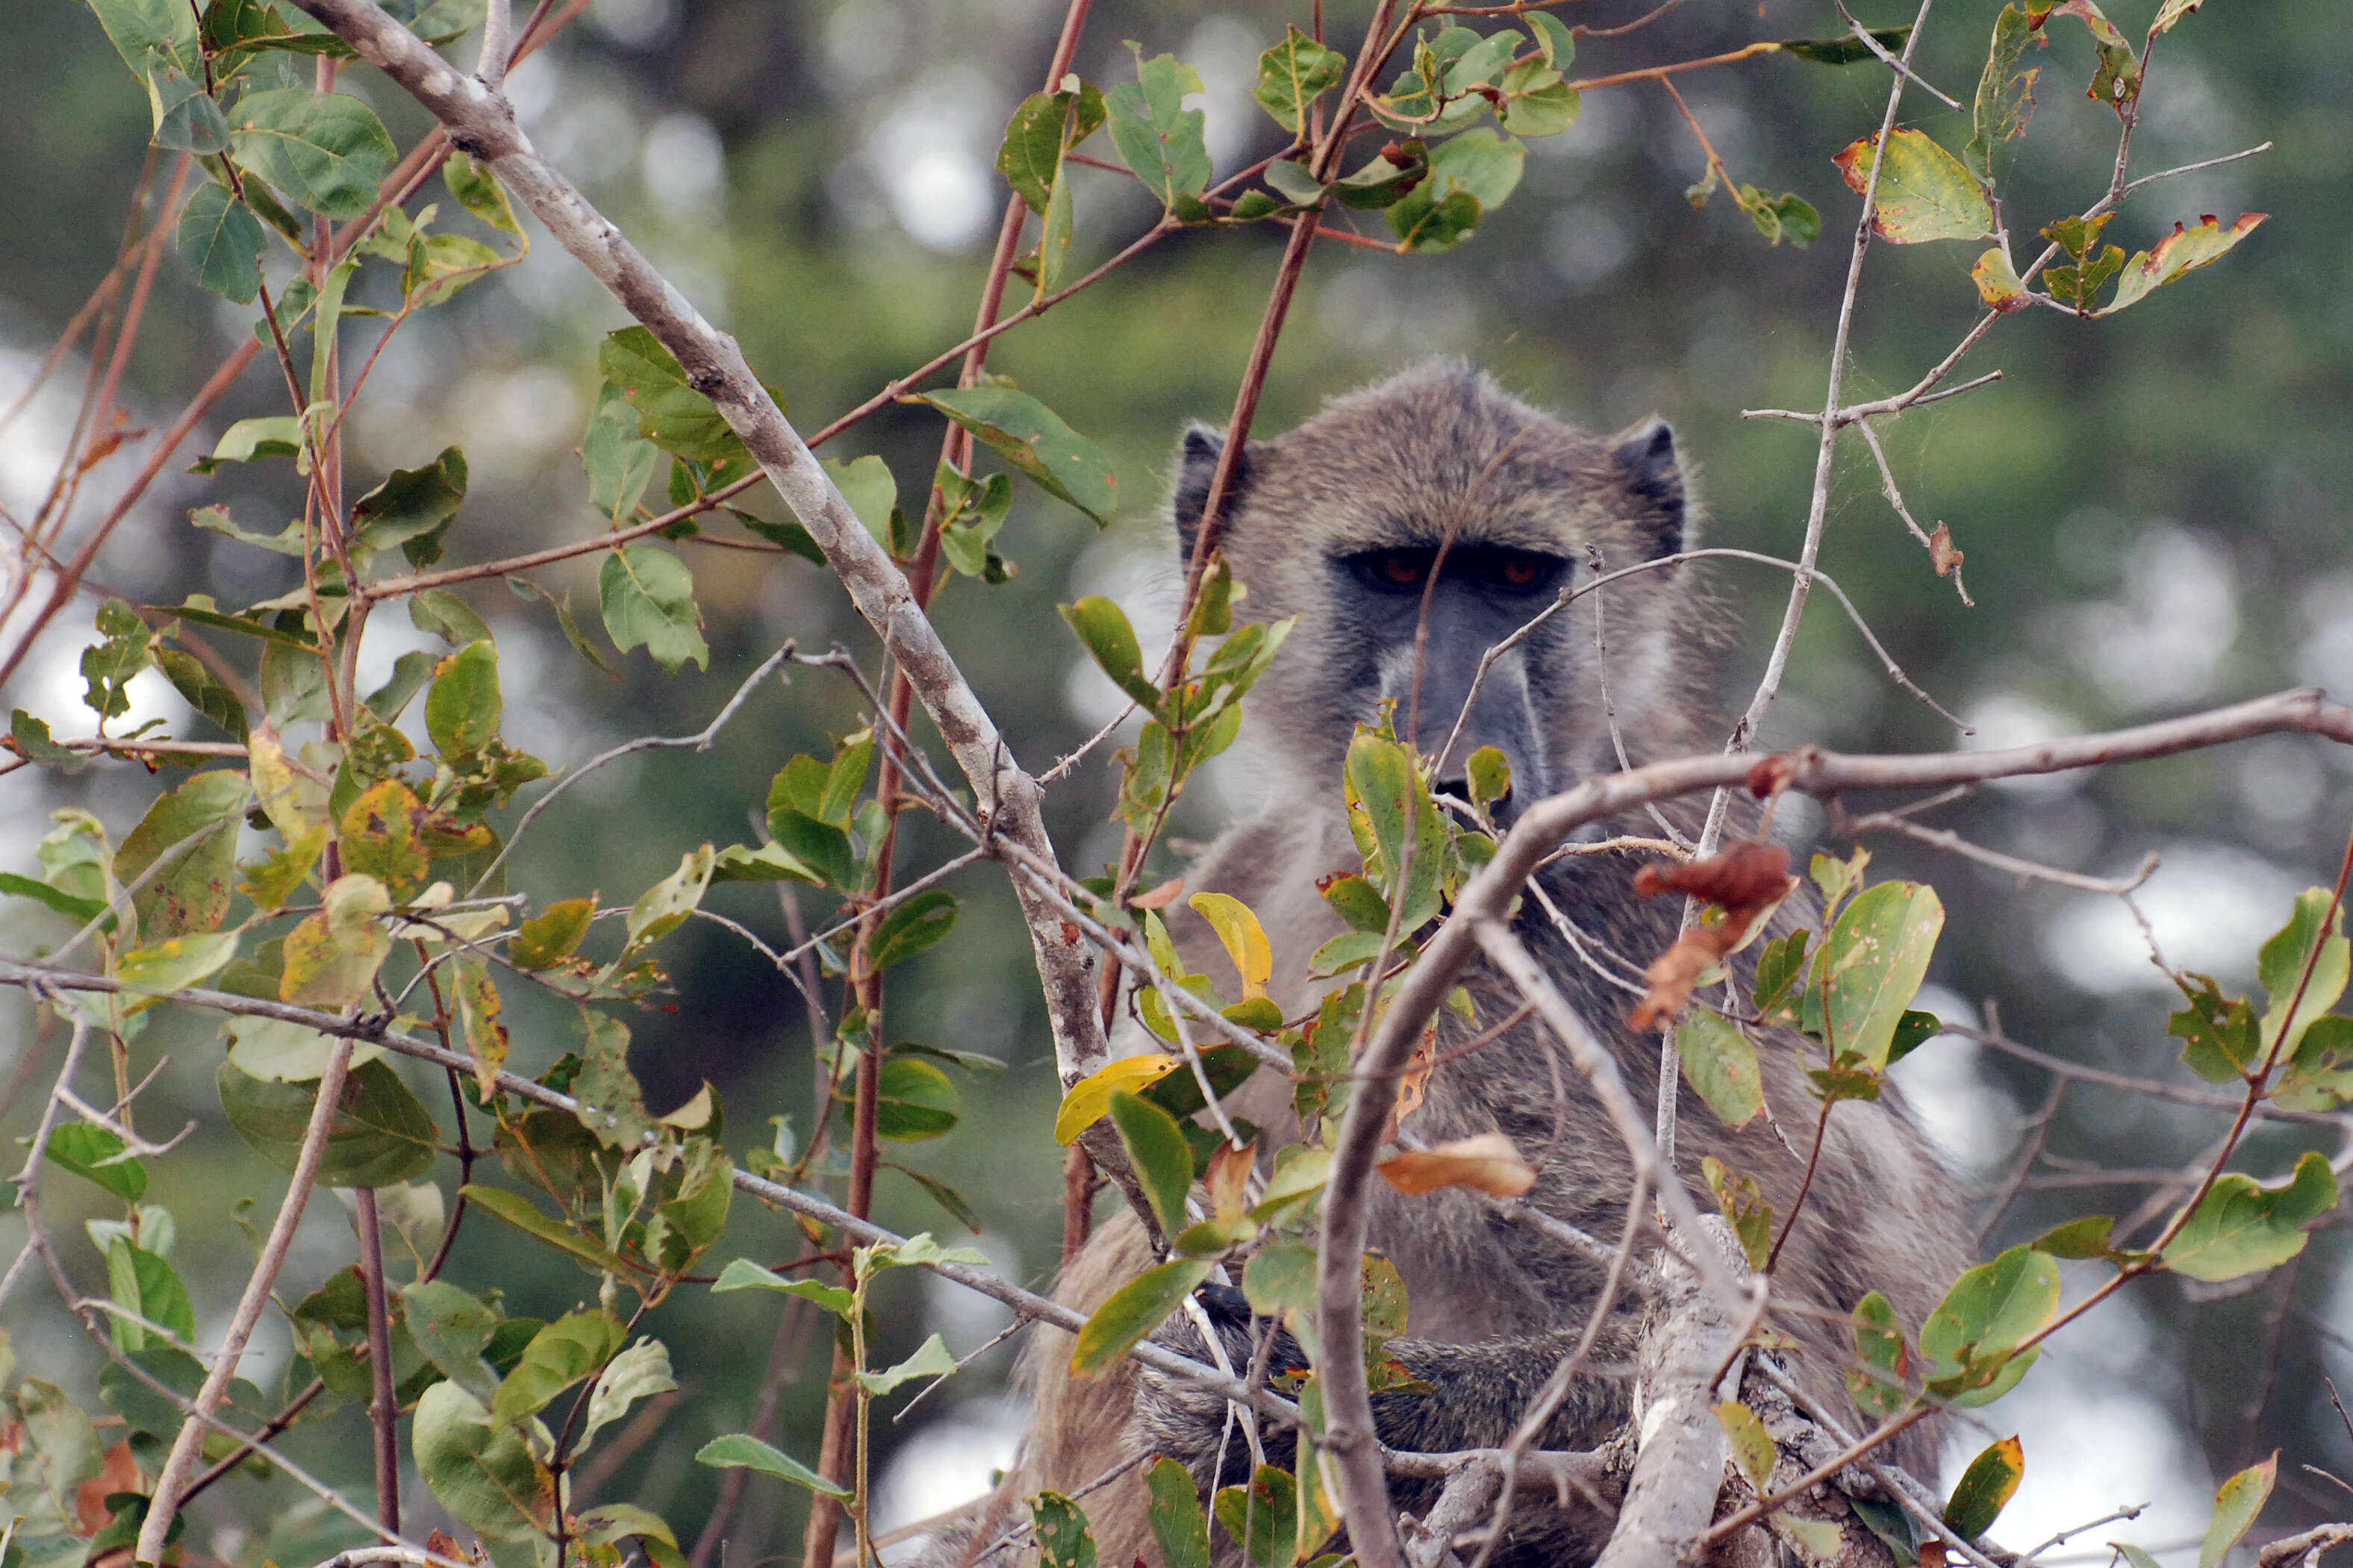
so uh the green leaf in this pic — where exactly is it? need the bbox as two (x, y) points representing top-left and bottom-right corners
(216, 1057), (441, 1187)
(1146, 1456), (1213, 1568)
(1886, 1008), (1942, 1066)
(598, 325), (747, 464)
(492, 1309), (626, 1426)
(119, 767), (247, 939)
(1802, 881), (1943, 1069)
(401, 590), (487, 652)
(175, 180), (264, 302)
(868, 890), (959, 969)
(874, 1055), (959, 1141)
(228, 88), (396, 219)
(2172, 974), (2260, 1083)
(0, 869), (102, 920)
(585, 1344), (687, 1457)
(114, 931), (240, 1011)
(1965, 7), (2038, 184)
(1713, 1400), (1776, 1493)
(1498, 58), (1580, 138)
(1253, 26), (1347, 134)
(1777, 27), (1912, 64)
(712, 1257), (855, 1316)
(279, 872), (392, 1006)
(1943, 1435), (2024, 1540)
(81, 597), (154, 721)
(1919, 1244), (2057, 1406)
(421, 638), (501, 759)
(2255, 887), (2347, 1061)
(401, 1278), (501, 1408)
(625, 844), (714, 955)
(413, 1380), (554, 1539)
(8, 709), (91, 775)
(2031, 1214), (2117, 1260)
(462, 1183), (636, 1277)
(998, 84), (1108, 213)
(1106, 48), (1210, 208)
(107, 1237), (195, 1350)
(2201, 1455), (2276, 1568)
(574, 1009), (654, 1149)
(856, 1331), (957, 1396)
(353, 446), (467, 569)
(599, 543), (709, 673)
(820, 454), (897, 542)
(1677, 1008), (1763, 1127)
(2163, 1151), (2337, 1283)
(916, 387), (1118, 525)
(1109, 1090), (1194, 1240)
(1060, 596), (1161, 710)
(1832, 128), (1995, 243)
(1213, 1466), (1296, 1568)
(510, 896), (595, 969)
(443, 150), (522, 234)
(1032, 1491), (1100, 1568)
(1386, 128), (1525, 252)
(582, 381), (658, 524)
(148, 63), (230, 152)
(695, 1433), (850, 1497)
(154, 647), (249, 743)
(1070, 1258), (1212, 1378)
(45, 1122), (149, 1203)
(87, 0), (198, 80)
(1703, 1155), (1774, 1273)
(1848, 1289), (1910, 1419)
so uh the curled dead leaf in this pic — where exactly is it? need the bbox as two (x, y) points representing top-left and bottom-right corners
(1928, 522), (1965, 578)
(1131, 875), (1185, 910)
(1380, 1034), (1438, 1143)
(1628, 842), (1796, 1031)
(1745, 755), (1794, 800)
(1378, 1131), (1537, 1198)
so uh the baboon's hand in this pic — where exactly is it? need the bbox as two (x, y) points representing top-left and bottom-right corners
(1129, 1285), (1304, 1488)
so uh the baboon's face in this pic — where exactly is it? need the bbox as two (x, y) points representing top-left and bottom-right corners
(1171, 364), (1692, 816)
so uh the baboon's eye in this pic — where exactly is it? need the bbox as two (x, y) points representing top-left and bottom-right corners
(1349, 549), (1436, 591)
(1496, 557), (1543, 587)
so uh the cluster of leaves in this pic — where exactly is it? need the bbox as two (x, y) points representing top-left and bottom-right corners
(1821, 1), (2261, 319)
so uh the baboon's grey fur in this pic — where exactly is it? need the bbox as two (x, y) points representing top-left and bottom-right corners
(932, 363), (1970, 1568)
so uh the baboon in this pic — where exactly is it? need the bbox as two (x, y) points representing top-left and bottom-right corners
(982, 363), (1972, 1567)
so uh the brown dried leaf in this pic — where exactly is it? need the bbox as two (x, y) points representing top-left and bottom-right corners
(1929, 522), (1966, 578)
(1206, 1138), (1255, 1224)
(1131, 875), (1186, 910)
(1629, 843), (1796, 1031)
(1380, 1034), (1437, 1143)
(76, 1440), (143, 1534)
(1378, 1131), (1537, 1198)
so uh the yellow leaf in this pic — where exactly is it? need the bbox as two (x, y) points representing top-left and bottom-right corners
(1053, 1053), (1175, 1145)
(1188, 892), (1273, 999)
(1376, 1132), (1536, 1198)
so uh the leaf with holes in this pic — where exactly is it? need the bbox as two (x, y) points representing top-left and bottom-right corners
(1106, 47), (1209, 209)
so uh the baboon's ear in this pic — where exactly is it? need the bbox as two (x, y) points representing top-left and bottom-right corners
(1172, 424), (1256, 564)
(1611, 417), (1686, 558)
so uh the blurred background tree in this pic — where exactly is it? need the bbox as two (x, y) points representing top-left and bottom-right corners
(1, 0), (2349, 1561)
